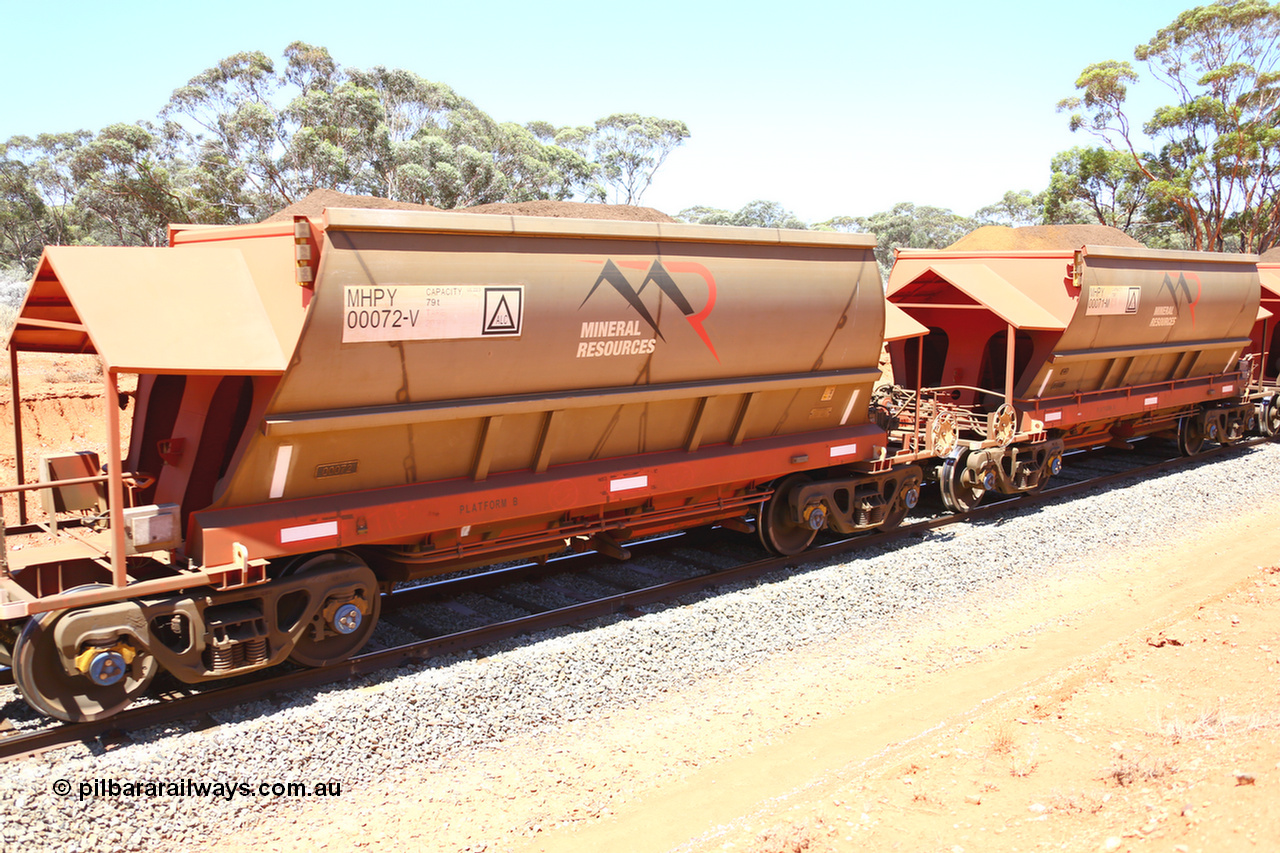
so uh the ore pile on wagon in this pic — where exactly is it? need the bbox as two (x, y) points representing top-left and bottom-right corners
(0, 209), (1274, 724)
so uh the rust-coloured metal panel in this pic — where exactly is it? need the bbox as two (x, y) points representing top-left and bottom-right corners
(1252, 264), (1280, 384)
(889, 258), (1070, 331)
(191, 425), (884, 570)
(209, 210), (887, 516)
(4, 208), (893, 612)
(884, 301), (928, 342)
(888, 250), (1080, 328)
(1032, 246), (1257, 399)
(168, 222), (312, 360)
(6, 246), (291, 374)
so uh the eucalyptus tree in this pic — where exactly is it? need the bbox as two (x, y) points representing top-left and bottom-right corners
(678, 200), (807, 228)
(588, 114), (689, 205)
(0, 132), (88, 271)
(163, 49), (299, 220)
(974, 189), (1046, 227)
(1058, 0), (1280, 252)
(1043, 147), (1148, 228)
(818, 203), (976, 276)
(4, 43), (690, 270)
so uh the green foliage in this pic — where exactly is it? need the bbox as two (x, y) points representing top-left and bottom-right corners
(1040, 146), (1197, 245)
(0, 264), (27, 340)
(587, 114), (689, 205)
(70, 122), (198, 246)
(678, 199), (807, 229)
(159, 48), (678, 213)
(1059, 0), (1280, 252)
(817, 203), (975, 276)
(974, 190), (1046, 227)
(1, 132), (95, 272)
(3, 42), (688, 270)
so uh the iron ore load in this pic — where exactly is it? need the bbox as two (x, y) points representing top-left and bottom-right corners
(0, 209), (923, 721)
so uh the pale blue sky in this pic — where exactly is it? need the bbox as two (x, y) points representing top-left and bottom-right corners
(0, 0), (1197, 222)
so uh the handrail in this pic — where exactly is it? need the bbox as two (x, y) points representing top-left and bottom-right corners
(0, 472), (153, 497)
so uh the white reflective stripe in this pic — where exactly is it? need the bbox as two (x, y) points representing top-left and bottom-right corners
(610, 475), (648, 492)
(1036, 369), (1053, 397)
(1144, 396), (1159, 406)
(839, 389), (860, 426)
(269, 445), (293, 499)
(1044, 411), (1062, 423)
(460, 525), (471, 537)
(1223, 384), (1234, 393)
(829, 443), (858, 458)
(280, 520), (338, 544)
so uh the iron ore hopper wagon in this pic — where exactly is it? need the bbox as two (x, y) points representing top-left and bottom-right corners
(0, 210), (924, 722)
(880, 244), (1264, 511)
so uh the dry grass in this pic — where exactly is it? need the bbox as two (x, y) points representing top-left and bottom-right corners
(747, 817), (833, 853)
(1048, 789), (1107, 814)
(1009, 751), (1042, 778)
(1156, 702), (1280, 743)
(985, 722), (1040, 777)
(1105, 754), (1176, 787)
(987, 723), (1016, 756)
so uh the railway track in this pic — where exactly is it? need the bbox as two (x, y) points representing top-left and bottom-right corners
(0, 436), (1266, 762)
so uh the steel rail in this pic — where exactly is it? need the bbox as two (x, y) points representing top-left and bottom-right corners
(0, 437), (1268, 762)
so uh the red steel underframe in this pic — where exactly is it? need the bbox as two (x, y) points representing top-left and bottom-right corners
(3, 425), (884, 617)
(1020, 368), (1248, 440)
(881, 368), (1249, 466)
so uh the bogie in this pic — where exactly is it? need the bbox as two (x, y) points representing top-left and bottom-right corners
(7, 555), (381, 721)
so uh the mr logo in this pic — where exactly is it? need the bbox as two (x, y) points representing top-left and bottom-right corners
(580, 259), (719, 361)
(1158, 271), (1202, 327)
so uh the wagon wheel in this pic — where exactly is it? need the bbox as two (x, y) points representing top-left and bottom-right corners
(1177, 412), (1206, 456)
(285, 554), (382, 668)
(939, 448), (987, 513)
(1261, 396), (1280, 438)
(757, 474), (818, 556)
(12, 587), (158, 723)
(880, 478), (920, 532)
(1025, 451), (1063, 495)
